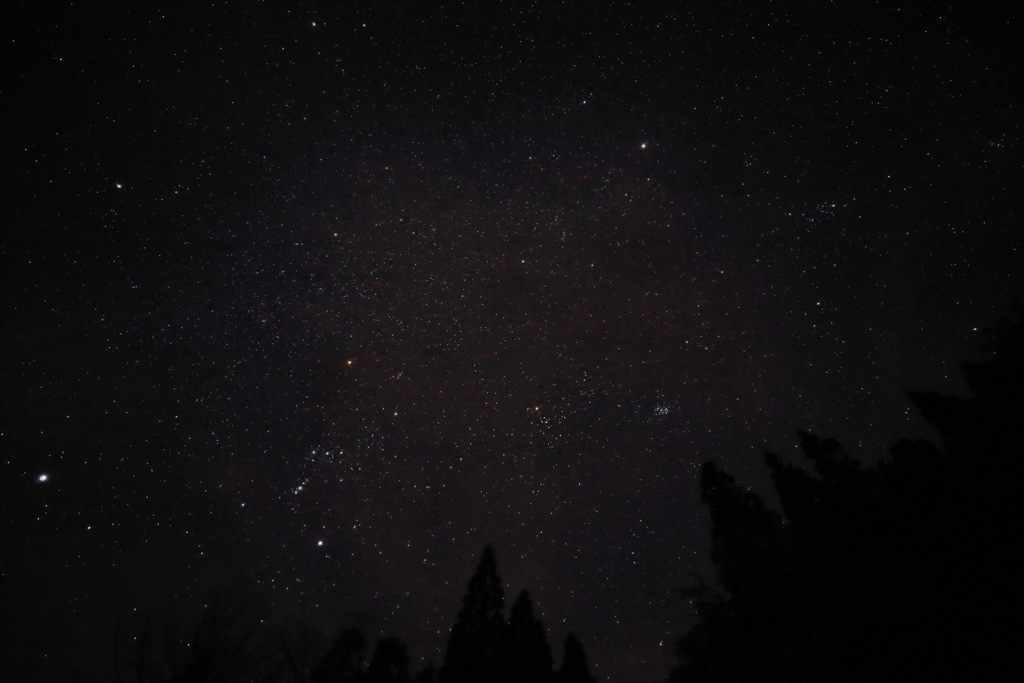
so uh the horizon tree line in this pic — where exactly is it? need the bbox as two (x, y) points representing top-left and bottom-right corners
(668, 309), (1022, 682)
(75, 309), (1022, 682)
(98, 544), (596, 683)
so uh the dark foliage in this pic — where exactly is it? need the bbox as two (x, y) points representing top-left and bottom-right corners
(439, 545), (579, 683)
(278, 622), (327, 683)
(106, 589), (278, 683)
(96, 543), (580, 683)
(366, 637), (411, 683)
(669, 312), (1023, 682)
(439, 545), (507, 683)
(557, 633), (595, 683)
(505, 590), (554, 683)
(412, 662), (439, 683)
(312, 627), (367, 683)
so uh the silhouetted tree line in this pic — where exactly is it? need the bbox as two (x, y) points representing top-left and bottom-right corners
(439, 545), (594, 683)
(99, 546), (594, 683)
(668, 311), (1023, 682)
(106, 589), (278, 683)
(82, 314), (1022, 683)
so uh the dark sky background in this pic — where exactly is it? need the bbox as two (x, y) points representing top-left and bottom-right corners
(3, 2), (1021, 681)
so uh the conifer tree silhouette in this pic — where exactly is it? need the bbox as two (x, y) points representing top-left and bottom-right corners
(557, 633), (595, 683)
(439, 545), (507, 683)
(505, 590), (554, 683)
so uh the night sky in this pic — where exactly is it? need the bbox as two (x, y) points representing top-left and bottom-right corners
(3, 2), (1021, 681)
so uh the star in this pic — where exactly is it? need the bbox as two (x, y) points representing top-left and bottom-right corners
(5, 6), (1017, 683)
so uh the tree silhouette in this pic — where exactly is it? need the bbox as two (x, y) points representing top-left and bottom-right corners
(412, 662), (439, 683)
(279, 622), (327, 683)
(312, 626), (366, 683)
(668, 311), (1023, 682)
(439, 545), (507, 683)
(699, 461), (782, 598)
(366, 636), (411, 683)
(106, 588), (276, 683)
(505, 590), (554, 683)
(557, 633), (595, 683)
